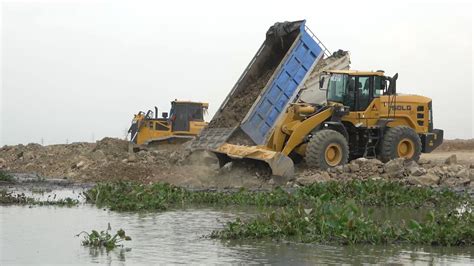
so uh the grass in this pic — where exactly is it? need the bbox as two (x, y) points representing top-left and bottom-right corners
(77, 223), (131, 250)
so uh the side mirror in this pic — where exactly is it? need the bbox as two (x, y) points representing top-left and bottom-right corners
(162, 112), (168, 119)
(319, 76), (325, 89)
(387, 73), (398, 94)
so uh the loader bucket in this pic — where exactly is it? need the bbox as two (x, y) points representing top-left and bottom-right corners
(215, 143), (295, 178)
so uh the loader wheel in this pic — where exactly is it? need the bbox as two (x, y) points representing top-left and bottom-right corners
(306, 129), (349, 169)
(380, 126), (421, 162)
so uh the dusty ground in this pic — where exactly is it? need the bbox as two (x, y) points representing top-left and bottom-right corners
(0, 138), (473, 190)
(422, 151), (474, 166)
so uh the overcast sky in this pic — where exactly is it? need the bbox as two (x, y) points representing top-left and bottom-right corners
(1, 0), (472, 145)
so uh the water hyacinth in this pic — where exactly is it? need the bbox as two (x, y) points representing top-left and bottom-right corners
(211, 201), (473, 246)
(77, 223), (132, 251)
(84, 180), (471, 212)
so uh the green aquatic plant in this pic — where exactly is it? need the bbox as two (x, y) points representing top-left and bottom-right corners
(77, 223), (132, 250)
(0, 171), (14, 182)
(0, 189), (79, 206)
(84, 180), (471, 212)
(0, 190), (31, 204)
(298, 179), (471, 208)
(210, 200), (474, 246)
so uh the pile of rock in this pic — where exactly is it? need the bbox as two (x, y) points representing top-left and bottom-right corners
(295, 155), (474, 188)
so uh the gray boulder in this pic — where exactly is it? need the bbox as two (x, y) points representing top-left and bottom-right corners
(445, 154), (457, 165)
(407, 174), (440, 186)
(384, 158), (406, 178)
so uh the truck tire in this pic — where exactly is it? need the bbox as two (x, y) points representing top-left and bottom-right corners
(380, 126), (421, 162)
(306, 129), (349, 169)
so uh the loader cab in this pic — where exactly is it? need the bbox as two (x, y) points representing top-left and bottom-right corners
(169, 101), (208, 132)
(323, 70), (389, 112)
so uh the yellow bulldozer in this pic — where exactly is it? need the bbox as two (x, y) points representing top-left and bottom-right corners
(129, 100), (208, 149)
(210, 70), (443, 177)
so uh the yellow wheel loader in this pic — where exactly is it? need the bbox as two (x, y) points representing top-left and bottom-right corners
(211, 70), (443, 177)
(191, 20), (443, 177)
(128, 100), (208, 149)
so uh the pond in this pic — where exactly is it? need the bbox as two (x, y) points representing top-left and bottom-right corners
(1, 201), (473, 265)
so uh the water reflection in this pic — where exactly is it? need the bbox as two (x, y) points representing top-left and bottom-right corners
(0, 197), (472, 264)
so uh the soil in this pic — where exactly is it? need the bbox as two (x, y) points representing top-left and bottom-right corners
(1, 138), (473, 191)
(436, 139), (474, 152)
(208, 68), (276, 129)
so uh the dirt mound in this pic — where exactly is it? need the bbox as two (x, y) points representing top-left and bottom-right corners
(0, 138), (270, 188)
(436, 139), (474, 152)
(1, 137), (473, 190)
(93, 137), (129, 155)
(0, 138), (188, 183)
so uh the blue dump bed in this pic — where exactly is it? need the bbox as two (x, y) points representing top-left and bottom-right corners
(193, 20), (328, 150)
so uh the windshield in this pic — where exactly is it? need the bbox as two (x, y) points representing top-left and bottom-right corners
(327, 74), (348, 103)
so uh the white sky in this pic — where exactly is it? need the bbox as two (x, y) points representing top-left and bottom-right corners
(0, 0), (473, 145)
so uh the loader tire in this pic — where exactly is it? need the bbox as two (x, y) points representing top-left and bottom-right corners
(380, 126), (421, 162)
(306, 129), (349, 170)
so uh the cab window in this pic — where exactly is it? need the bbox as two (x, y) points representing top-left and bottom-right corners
(373, 76), (383, 97)
(327, 74), (347, 103)
(356, 76), (371, 111)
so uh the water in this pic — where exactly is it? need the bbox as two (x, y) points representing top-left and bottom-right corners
(0, 189), (473, 265)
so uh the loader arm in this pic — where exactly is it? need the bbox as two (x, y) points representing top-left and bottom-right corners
(280, 107), (333, 155)
(213, 106), (334, 178)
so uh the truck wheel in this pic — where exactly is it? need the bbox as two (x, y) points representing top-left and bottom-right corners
(380, 126), (421, 162)
(306, 129), (349, 169)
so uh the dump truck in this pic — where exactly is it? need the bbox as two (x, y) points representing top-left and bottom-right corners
(129, 100), (208, 149)
(193, 20), (348, 149)
(193, 20), (443, 177)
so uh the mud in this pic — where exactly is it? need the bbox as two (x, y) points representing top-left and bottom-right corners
(207, 24), (299, 131)
(208, 68), (276, 130)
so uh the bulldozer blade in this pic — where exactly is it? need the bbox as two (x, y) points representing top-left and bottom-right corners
(215, 143), (295, 178)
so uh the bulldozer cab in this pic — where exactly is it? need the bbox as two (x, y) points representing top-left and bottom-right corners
(169, 101), (208, 132)
(129, 100), (208, 146)
(322, 70), (389, 112)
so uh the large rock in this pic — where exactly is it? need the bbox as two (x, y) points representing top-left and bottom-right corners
(348, 163), (360, 173)
(383, 158), (406, 178)
(442, 177), (459, 187)
(428, 166), (446, 179)
(295, 172), (331, 186)
(407, 174), (440, 186)
(349, 158), (383, 178)
(405, 161), (426, 177)
(456, 168), (471, 180)
(0, 158), (6, 169)
(445, 154), (457, 165)
(417, 158), (431, 165)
